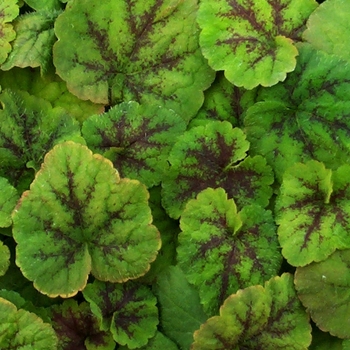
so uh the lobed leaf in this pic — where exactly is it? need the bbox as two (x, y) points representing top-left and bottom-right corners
(178, 187), (282, 316)
(1, 9), (61, 73)
(0, 0), (19, 65)
(162, 120), (273, 219)
(192, 273), (311, 349)
(49, 299), (115, 350)
(12, 141), (161, 297)
(197, 0), (317, 89)
(53, 0), (214, 121)
(83, 280), (158, 349)
(295, 249), (350, 339)
(0, 297), (58, 349)
(276, 160), (350, 267)
(244, 43), (350, 182)
(82, 101), (186, 188)
(303, 0), (350, 62)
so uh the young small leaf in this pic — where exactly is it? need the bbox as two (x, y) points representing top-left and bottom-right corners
(83, 280), (158, 349)
(178, 187), (282, 316)
(12, 141), (161, 297)
(295, 248), (350, 339)
(53, 0), (215, 121)
(0, 241), (10, 276)
(82, 101), (186, 188)
(0, 176), (19, 227)
(162, 120), (273, 219)
(192, 274), (311, 349)
(197, 0), (318, 89)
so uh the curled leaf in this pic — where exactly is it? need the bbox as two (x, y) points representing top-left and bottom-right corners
(12, 142), (161, 297)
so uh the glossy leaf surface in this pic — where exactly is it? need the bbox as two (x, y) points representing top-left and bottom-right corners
(178, 187), (281, 316)
(276, 160), (350, 267)
(197, 0), (317, 89)
(162, 121), (273, 219)
(53, 0), (214, 120)
(83, 280), (158, 349)
(12, 142), (161, 297)
(192, 274), (311, 349)
(244, 43), (350, 182)
(82, 101), (186, 188)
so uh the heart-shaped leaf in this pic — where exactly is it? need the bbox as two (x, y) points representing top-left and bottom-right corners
(162, 120), (273, 219)
(12, 141), (161, 297)
(53, 0), (214, 121)
(178, 187), (282, 316)
(83, 280), (158, 349)
(276, 160), (350, 267)
(197, 0), (317, 89)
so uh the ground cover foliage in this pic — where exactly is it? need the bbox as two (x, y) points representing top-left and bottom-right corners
(0, 0), (349, 348)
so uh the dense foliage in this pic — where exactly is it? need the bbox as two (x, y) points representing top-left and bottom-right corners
(0, 0), (349, 348)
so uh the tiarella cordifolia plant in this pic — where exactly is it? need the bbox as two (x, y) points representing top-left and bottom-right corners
(0, 0), (349, 349)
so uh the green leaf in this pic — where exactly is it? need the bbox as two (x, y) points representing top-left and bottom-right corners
(295, 248), (350, 339)
(0, 0), (19, 65)
(0, 297), (58, 349)
(118, 331), (178, 350)
(12, 141), (161, 297)
(197, 0), (317, 89)
(53, 0), (214, 121)
(178, 187), (282, 316)
(0, 89), (84, 190)
(192, 273), (311, 349)
(0, 241), (10, 276)
(162, 120), (273, 219)
(1, 9), (61, 74)
(83, 280), (158, 349)
(303, 0), (350, 62)
(0, 67), (105, 123)
(309, 327), (343, 350)
(82, 101), (186, 188)
(0, 176), (19, 227)
(244, 43), (350, 182)
(50, 299), (115, 350)
(154, 266), (208, 350)
(24, 0), (63, 11)
(276, 160), (350, 267)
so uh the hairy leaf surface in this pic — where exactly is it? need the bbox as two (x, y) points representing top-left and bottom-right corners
(0, 241), (10, 277)
(53, 0), (214, 120)
(197, 0), (317, 89)
(0, 177), (18, 227)
(12, 142), (161, 297)
(83, 280), (158, 349)
(82, 101), (186, 188)
(162, 121), (273, 219)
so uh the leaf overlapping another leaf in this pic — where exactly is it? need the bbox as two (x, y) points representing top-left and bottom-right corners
(82, 101), (186, 188)
(244, 43), (350, 182)
(53, 0), (215, 121)
(162, 120), (274, 219)
(276, 160), (350, 267)
(177, 187), (281, 316)
(197, 0), (318, 89)
(191, 274), (311, 349)
(12, 142), (161, 297)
